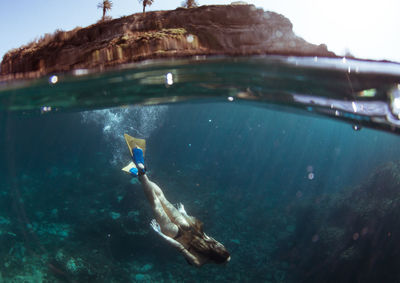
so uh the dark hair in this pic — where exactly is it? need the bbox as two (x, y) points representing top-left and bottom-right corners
(179, 215), (230, 264)
(206, 238), (231, 263)
(190, 235), (230, 263)
(187, 219), (230, 264)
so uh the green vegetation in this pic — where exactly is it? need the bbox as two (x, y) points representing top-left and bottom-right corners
(97, 0), (113, 21)
(138, 0), (154, 14)
(137, 28), (187, 42)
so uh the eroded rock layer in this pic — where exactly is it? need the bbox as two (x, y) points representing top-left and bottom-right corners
(0, 5), (335, 79)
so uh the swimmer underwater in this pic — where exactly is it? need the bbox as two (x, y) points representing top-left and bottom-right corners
(122, 134), (231, 267)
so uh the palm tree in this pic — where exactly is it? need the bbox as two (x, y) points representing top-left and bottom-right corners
(138, 0), (154, 14)
(97, 0), (113, 21)
(182, 0), (198, 8)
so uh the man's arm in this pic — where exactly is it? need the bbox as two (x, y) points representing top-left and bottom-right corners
(150, 220), (202, 266)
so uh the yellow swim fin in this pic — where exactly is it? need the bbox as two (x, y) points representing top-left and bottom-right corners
(124, 133), (146, 157)
(122, 162), (137, 174)
(122, 134), (146, 174)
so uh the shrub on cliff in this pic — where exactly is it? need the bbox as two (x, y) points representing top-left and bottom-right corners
(181, 0), (199, 8)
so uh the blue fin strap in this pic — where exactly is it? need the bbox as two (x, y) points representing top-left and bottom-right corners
(133, 148), (145, 166)
(133, 147), (146, 174)
(129, 167), (139, 176)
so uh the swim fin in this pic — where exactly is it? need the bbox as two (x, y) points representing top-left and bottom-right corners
(124, 133), (146, 157)
(121, 162), (139, 175)
(122, 134), (146, 175)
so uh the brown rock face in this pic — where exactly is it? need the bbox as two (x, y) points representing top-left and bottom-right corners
(0, 5), (335, 79)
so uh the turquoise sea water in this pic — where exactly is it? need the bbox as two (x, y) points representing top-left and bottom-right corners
(1, 56), (400, 282)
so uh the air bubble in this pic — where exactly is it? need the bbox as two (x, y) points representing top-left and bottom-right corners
(389, 84), (400, 119)
(275, 30), (283, 38)
(351, 101), (357, 112)
(41, 106), (52, 113)
(80, 106), (168, 165)
(49, 75), (58, 84)
(186, 34), (194, 43)
(165, 73), (173, 86)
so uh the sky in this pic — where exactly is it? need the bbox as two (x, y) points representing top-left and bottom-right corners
(0, 0), (399, 62)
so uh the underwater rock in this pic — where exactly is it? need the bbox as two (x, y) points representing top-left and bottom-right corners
(130, 177), (140, 185)
(110, 211), (121, 220)
(279, 161), (400, 282)
(55, 250), (87, 276)
(52, 247), (129, 281)
(0, 4), (335, 80)
(134, 273), (152, 282)
(27, 222), (70, 240)
(138, 263), (153, 272)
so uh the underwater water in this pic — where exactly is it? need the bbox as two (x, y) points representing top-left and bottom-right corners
(1, 56), (400, 282)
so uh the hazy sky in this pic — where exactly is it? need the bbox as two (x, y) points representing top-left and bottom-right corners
(0, 0), (399, 62)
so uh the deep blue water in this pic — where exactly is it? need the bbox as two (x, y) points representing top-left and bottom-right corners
(2, 100), (400, 282)
(1, 56), (400, 282)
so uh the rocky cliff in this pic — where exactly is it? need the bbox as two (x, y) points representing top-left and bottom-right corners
(0, 4), (335, 79)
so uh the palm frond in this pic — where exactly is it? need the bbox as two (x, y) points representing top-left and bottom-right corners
(97, 0), (113, 11)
